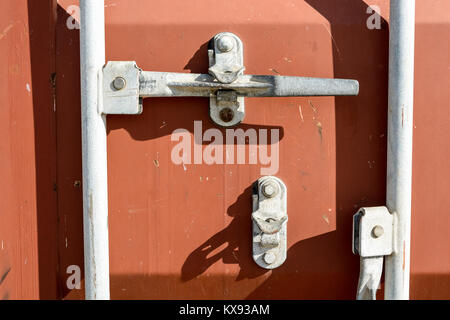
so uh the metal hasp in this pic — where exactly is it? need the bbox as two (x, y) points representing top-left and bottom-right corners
(353, 207), (394, 300)
(102, 32), (360, 126)
(252, 176), (287, 269)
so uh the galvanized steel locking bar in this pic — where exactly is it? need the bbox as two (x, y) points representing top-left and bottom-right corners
(102, 32), (359, 127)
(139, 72), (360, 98)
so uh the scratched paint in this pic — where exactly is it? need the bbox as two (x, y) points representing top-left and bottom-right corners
(3, 0), (450, 300)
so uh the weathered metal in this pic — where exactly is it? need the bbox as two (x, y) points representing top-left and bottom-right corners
(102, 32), (359, 128)
(4, 0), (450, 300)
(353, 206), (394, 300)
(385, 0), (416, 300)
(252, 176), (288, 269)
(137, 72), (360, 97)
(208, 32), (245, 127)
(137, 72), (359, 97)
(80, 0), (110, 300)
(102, 61), (142, 115)
(353, 207), (393, 258)
(352, 0), (416, 301)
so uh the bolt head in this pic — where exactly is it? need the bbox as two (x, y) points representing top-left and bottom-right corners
(263, 252), (277, 265)
(262, 181), (279, 198)
(372, 225), (384, 238)
(113, 77), (126, 90)
(217, 36), (235, 53)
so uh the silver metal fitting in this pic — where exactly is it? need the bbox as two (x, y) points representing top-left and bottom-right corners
(262, 181), (279, 198)
(353, 206), (395, 300)
(217, 35), (235, 52)
(252, 176), (287, 269)
(101, 33), (359, 127)
(372, 225), (384, 238)
(263, 252), (277, 265)
(353, 207), (393, 257)
(113, 76), (126, 90)
(208, 32), (245, 127)
(102, 61), (142, 115)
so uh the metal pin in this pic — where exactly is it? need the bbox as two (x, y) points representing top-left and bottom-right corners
(372, 225), (384, 238)
(113, 76), (126, 90)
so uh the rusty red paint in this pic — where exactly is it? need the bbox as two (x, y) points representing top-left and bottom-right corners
(2, 0), (450, 299)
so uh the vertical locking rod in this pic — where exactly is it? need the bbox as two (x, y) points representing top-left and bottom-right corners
(385, 0), (415, 300)
(80, 0), (110, 300)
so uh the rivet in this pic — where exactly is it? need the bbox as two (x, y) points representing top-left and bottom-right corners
(372, 225), (384, 238)
(113, 76), (126, 90)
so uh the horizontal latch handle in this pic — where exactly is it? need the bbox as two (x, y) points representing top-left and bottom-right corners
(102, 32), (360, 126)
(139, 71), (359, 98)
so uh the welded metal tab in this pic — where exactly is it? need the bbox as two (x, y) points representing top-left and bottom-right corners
(353, 206), (394, 300)
(353, 206), (393, 258)
(102, 61), (142, 115)
(252, 176), (287, 269)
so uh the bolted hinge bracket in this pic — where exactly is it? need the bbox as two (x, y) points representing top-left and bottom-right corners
(352, 206), (395, 300)
(208, 32), (245, 127)
(102, 61), (143, 115)
(252, 176), (288, 269)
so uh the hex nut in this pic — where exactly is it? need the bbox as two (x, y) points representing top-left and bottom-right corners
(262, 181), (279, 198)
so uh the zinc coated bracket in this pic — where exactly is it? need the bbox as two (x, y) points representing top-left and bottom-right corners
(102, 61), (143, 115)
(208, 32), (245, 127)
(101, 32), (359, 127)
(252, 176), (288, 269)
(352, 206), (395, 300)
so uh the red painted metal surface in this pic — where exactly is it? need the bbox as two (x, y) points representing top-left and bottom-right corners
(1, 0), (450, 299)
(0, 0), (59, 300)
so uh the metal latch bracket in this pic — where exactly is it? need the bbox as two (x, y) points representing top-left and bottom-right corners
(102, 61), (143, 115)
(208, 32), (245, 127)
(353, 206), (394, 258)
(101, 32), (359, 127)
(353, 206), (395, 300)
(252, 176), (288, 269)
